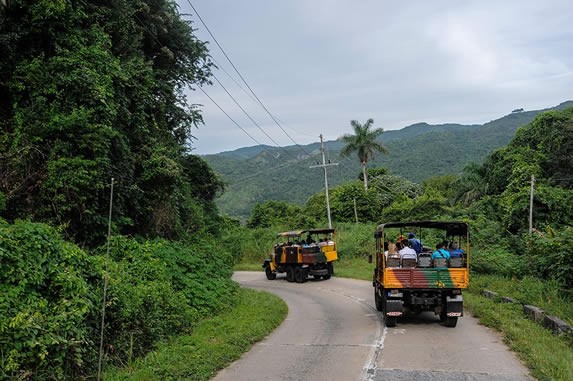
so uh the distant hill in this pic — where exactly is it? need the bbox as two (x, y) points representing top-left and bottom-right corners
(204, 101), (573, 219)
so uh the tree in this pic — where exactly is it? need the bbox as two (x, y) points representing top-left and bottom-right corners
(0, 0), (216, 245)
(339, 118), (387, 190)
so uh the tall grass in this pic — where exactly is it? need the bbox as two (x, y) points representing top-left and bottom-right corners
(464, 293), (573, 381)
(106, 288), (287, 381)
(469, 274), (573, 325)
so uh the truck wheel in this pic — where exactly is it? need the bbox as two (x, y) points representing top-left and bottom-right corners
(302, 268), (309, 283)
(294, 266), (304, 283)
(384, 315), (397, 328)
(323, 263), (333, 280)
(265, 266), (276, 280)
(445, 317), (458, 328)
(286, 266), (295, 282)
(374, 287), (384, 312)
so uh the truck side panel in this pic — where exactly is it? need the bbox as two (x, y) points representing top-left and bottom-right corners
(381, 268), (468, 289)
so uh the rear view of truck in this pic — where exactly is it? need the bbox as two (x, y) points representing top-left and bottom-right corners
(263, 228), (338, 283)
(372, 221), (469, 327)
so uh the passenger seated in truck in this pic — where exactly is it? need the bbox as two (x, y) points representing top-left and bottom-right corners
(432, 242), (450, 267)
(448, 242), (464, 258)
(388, 240), (398, 255)
(408, 232), (422, 254)
(398, 240), (417, 261)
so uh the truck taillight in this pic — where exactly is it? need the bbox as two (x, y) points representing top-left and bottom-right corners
(452, 289), (461, 295)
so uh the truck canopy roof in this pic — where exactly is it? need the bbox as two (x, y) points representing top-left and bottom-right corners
(376, 221), (468, 236)
(276, 228), (335, 238)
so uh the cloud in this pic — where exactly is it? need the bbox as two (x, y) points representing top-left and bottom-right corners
(180, 1), (573, 154)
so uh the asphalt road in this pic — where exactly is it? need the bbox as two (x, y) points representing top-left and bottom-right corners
(213, 271), (532, 381)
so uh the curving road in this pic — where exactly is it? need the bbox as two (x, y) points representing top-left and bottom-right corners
(213, 272), (532, 381)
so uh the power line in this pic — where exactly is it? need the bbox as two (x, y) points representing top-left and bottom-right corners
(199, 87), (279, 159)
(132, 12), (283, 160)
(135, 4), (333, 192)
(212, 57), (259, 106)
(184, 0), (312, 157)
(212, 74), (297, 160)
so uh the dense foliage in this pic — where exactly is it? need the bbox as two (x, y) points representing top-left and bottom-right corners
(0, 221), (237, 379)
(0, 1), (241, 379)
(0, 0), (222, 245)
(0, 221), (92, 379)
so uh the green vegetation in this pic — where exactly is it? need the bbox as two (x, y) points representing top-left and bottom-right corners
(0, 1), (242, 379)
(464, 293), (573, 381)
(206, 102), (573, 219)
(0, 0), (220, 245)
(1, 1), (572, 379)
(105, 288), (287, 381)
(0, 221), (238, 379)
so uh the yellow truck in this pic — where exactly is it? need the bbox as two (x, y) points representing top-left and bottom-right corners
(372, 221), (469, 327)
(263, 228), (338, 283)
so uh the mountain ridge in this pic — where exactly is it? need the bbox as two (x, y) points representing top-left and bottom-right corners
(204, 101), (573, 218)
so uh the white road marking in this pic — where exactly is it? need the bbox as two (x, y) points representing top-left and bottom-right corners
(317, 287), (387, 381)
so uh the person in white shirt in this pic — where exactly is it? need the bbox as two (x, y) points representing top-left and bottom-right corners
(398, 240), (417, 261)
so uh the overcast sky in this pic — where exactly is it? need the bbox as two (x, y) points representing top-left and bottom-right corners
(176, 0), (573, 155)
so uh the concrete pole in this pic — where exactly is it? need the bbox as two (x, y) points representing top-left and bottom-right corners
(529, 174), (535, 233)
(310, 134), (338, 229)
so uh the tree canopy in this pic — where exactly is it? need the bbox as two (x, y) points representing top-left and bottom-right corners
(0, 0), (221, 245)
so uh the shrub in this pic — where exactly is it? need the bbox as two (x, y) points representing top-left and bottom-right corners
(470, 246), (524, 277)
(334, 223), (376, 258)
(524, 227), (573, 289)
(97, 237), (239, 365)
(0, 221), (93, 379)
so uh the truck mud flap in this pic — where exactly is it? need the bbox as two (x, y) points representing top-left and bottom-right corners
(446, 295), (463, 317)
(386, 300), (403, 317)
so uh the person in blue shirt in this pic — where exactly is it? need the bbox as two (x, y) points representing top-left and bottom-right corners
(408, 232), (422, 254)
(432, 242), (450, 265)
(448, 242), (465, 258)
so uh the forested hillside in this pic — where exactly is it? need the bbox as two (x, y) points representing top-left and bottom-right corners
(0, 1), (237, 379)
(205, 101), (573, 218)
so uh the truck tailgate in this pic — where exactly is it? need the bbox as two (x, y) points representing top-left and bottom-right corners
(383, 268), (468, 289)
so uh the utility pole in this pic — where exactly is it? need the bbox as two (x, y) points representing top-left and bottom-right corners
(353, 198), (358, 223)
(310, 134), (338, 228)
(529, 174), (535, 233)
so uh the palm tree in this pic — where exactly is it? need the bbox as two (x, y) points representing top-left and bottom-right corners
(339, 118), (388, 190)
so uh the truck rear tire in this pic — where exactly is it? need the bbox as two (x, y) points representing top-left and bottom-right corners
(286, 266), (295, 282)
(265, 266), (276, 280)
(445, 316), (458, 328)
(384, 315), (397, 327)
(374, 287), (384, 312)
(323, 262), (333, 280)
(294, 266), (305, 283)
